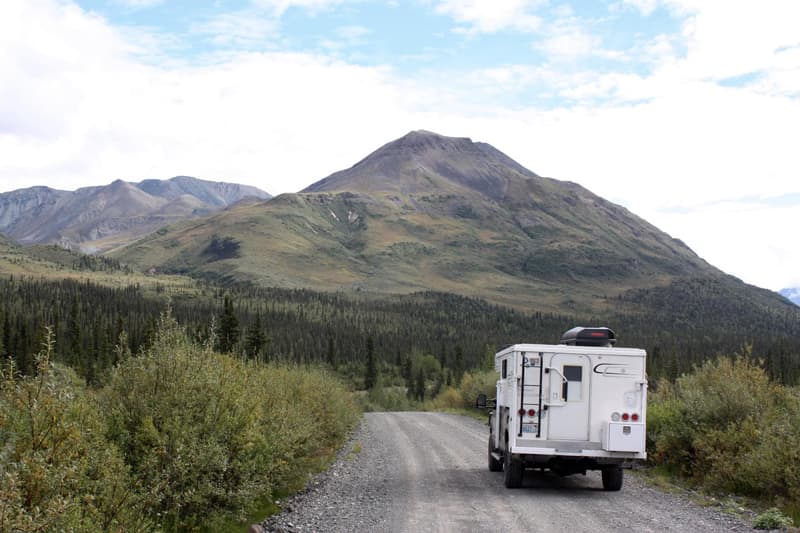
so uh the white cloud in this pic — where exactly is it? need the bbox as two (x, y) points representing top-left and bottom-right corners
(434, 0), (543, 33)
(113, 0), (164, 8)
(191, 11), (279, 48)
(536, 20), (601, 61)
(250, 0), (357, 17)
(648, 202), (800, 290)
(619, 0), (659, 16)
(0, 1), (417, 195)
(657, 1), (800, 90)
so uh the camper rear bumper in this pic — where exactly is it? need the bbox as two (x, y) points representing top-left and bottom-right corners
(511, 441), (646, 461)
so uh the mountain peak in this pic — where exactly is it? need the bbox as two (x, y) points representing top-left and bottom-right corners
(303, 130), (537, 199)
(381, 130), (474, 155)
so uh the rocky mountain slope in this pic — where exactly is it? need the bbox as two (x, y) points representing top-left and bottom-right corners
(112, 130), (773, 314)
(0, 176), (270, 253)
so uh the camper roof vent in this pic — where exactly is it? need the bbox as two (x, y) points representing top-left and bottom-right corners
(560, 327), (616, 347)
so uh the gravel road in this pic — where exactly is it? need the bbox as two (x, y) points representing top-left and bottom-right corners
(262, 412), (752, 532)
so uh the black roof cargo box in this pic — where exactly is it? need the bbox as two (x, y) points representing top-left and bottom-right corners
(560, 326), (616, 347)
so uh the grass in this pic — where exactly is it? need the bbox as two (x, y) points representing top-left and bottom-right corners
(108, 185), (714, 314)
(345, 441), (363, 462)
(0, 241), (198, 297)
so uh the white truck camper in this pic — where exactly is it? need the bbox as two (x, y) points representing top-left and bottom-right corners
(476, 327), (647, 491)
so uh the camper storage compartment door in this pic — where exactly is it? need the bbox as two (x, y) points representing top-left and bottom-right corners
(602, 421), (644, 452)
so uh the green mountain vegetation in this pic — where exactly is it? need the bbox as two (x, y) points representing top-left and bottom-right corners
(0, 237), (197, 305)
(111, 131), (779, 321)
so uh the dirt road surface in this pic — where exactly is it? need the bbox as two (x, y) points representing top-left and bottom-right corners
(262, 412), (751, 532)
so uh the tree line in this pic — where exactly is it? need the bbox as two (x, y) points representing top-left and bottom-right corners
(2, 275), (800, 388)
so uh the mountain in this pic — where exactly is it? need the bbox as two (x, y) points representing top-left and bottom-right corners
(111, 131), (793, 316)
(0, 176), (271, 253)
(780, 288), (800, 306)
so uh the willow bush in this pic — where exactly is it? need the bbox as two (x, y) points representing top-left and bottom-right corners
(428, 369), (497, 410)
(647, 349), (800, 515)
(0, 331), (151, 532)
(101, 312), (358, 530)
(2, 316), (358, 532)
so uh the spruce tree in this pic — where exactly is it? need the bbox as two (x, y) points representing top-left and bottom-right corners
(453, 345), (464, 386)
(414, 367), (426, 401)
(364, 335), (377, 390)
(68, 298), (82, 369)
(217, 296), (240, 354)
(327, 335), (336, 369)
(244, 312), (268, 361)
(401, 354), (412, 381)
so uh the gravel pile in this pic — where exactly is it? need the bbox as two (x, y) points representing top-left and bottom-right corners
(259, 416), (398, 533)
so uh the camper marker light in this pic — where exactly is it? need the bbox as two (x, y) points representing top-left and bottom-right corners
(622, 413), (630, 421)
(632, 413), (639, 421)
(611, 412), (621, 421)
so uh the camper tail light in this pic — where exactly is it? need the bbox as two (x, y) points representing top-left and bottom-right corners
(518, 408), (537, 416)
(527, 409), (536, 417)
(611, 412), (640, 422)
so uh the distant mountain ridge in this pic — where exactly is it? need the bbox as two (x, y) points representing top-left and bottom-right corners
(780, 288), (800, 306)
(0, 176), (271, 253)
(111, 130), (754, 314)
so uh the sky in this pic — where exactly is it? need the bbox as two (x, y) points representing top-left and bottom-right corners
(1, 0), (798, 292)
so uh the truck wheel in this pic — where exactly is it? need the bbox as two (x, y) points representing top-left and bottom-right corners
(503, 442), (523, 488)
(602, 466), (623, 491)
(488, 436), (502, 472)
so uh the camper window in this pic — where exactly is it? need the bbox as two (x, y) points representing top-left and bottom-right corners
(502, 359), (508, 378)
(562, 365), (583, 401)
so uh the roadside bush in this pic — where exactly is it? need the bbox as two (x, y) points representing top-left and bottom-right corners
(754, 508), (794, 530)
(102, 314), (273, 529)
(362, 378), (415, 412)
(0, 331), (149, 532)
(257, 364), (358, 489)
(648, 350), (800, 512)
(101, 312), (358, 530)
(428, 370), (496, 410)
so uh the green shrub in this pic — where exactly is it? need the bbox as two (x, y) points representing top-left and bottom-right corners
(362, 379), (415, 412)
(101, 312), (358, 529)
(754, 508), (794, 530)
(428, 369), (497, 410)
(0, 330), (150, 532)
(256, 364), (358, 488)
(648, 350), (800, 513)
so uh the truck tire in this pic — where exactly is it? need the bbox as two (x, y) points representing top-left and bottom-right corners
(503, 442), (523, 488)
(488, 435), (502, 472)
(602, 466), (624, 491)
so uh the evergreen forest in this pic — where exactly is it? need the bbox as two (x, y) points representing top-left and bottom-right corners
(3, 274), (800, 389)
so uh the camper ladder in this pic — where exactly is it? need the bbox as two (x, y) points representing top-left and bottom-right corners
(519, 353), (544, 438)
